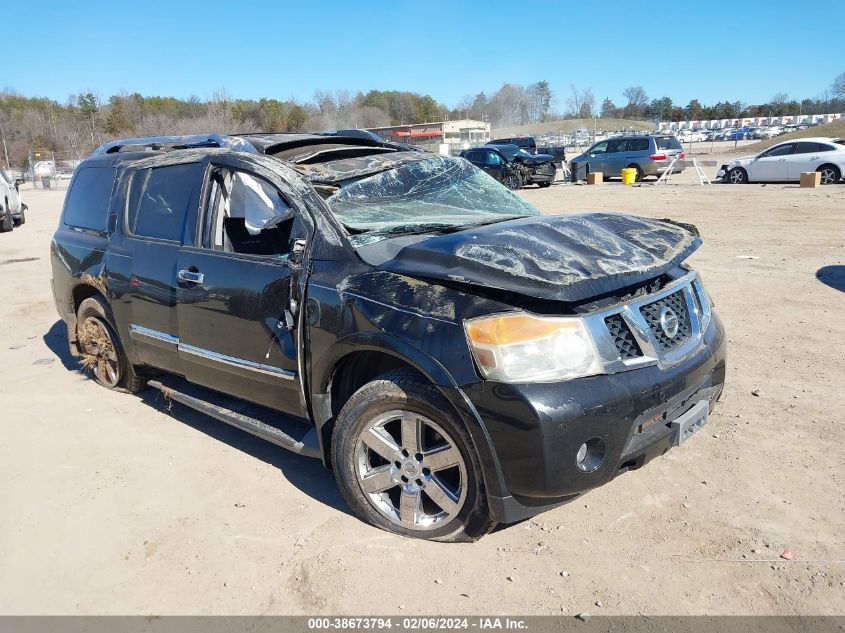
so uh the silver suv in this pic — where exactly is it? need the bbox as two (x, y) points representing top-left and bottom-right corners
(572, 135), (685, 181)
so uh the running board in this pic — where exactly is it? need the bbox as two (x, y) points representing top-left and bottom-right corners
(148, 378), (321, 458)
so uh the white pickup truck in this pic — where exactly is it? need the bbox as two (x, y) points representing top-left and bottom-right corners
(0, 169), (26, 232)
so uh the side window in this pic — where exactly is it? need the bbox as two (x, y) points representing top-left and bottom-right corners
(628, 138), (649, 152)
(62, 166), (116, 231)
(464, 151), (480, 162)
(761, 143), (796, 158)
(206, 169), (295, 257)
(589, 141), (608, 154)
(606, 139), (627, 153)
(795, 142), (816, 154)
(486, 151), (502, 166)
(126, 162), (203, 242)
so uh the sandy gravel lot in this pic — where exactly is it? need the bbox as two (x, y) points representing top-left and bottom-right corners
(1, 159), (843, 616)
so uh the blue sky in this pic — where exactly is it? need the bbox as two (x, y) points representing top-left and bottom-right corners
(5, 0), (842, 109)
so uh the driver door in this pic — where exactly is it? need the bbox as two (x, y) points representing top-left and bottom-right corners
(585, 141), (608, 174)
(175, 160), (307, 416)
(749, 143), (796, 181)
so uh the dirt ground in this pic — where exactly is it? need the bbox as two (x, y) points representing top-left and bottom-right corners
(1, 157), (844, 616)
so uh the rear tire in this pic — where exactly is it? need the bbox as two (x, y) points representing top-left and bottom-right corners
(538, 181), (552, 188)
(627, 164), (644, 182)
(76, 296), (146, 393)
(817, 164), (841, 185)
(727, 167), (748, 184)
(331, 369), (494, 542)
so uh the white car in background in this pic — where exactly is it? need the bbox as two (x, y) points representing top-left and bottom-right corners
(718, 137), (845, 185)
(0, 168), (26, 231)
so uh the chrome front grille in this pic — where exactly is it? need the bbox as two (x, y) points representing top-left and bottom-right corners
(584, 272), (712, 373)
(639, 290), (692, 352)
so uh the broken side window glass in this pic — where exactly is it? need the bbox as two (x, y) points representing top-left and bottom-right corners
(223, 171), (293, 235)
(326, 156), (541, 245)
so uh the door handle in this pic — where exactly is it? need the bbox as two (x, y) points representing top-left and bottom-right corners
(178, 269), (204, 285)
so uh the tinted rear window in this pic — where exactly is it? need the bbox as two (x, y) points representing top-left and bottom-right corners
(62, 167), (116, 231)
(628, 138), (650, 151)
(126, 163), (203, 242)
(656, 136), (683, 150)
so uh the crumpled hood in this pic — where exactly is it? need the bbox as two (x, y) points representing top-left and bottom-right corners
(365, 213), (701, 303)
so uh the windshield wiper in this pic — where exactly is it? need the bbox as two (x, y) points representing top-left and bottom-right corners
(361, 223), (458, 237)
(353, 215), (532, 238)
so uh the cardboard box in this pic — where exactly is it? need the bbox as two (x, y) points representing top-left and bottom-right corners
(800, 172), (821, 188)
(587, 171), (603, 185)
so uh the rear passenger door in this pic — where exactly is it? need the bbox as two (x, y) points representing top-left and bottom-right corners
(787, 142), (834, 178)
(175, 159), (308, 416)
(111, 161), (205, 373)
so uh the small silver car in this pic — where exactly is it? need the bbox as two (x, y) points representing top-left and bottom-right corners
(572, 135), (685, 181)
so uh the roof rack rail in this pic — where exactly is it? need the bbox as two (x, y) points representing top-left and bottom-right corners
(92, 134), (259, 155)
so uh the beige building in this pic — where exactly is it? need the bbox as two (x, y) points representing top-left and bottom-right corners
(368, 119), (490, 153)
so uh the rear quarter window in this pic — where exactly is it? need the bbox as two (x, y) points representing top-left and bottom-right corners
(656, 136), (683, 150)
(62, 166), (116, 231)
(628, 138), (650, 151)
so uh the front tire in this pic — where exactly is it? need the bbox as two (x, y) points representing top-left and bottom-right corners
(76, 296), (146, 393)
(503, 173), (521, 190)
(727, 167), (748, 184)
(0, 203), (12, 232)
(12, 206), (25, 227)
(331, 369), (493, 542)
(817, 164), (841, 185)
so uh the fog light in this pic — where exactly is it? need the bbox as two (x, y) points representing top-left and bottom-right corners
(576, 438), (606, 473)
(576, 443), (588, 464)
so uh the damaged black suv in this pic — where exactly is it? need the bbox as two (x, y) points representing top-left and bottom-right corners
(51, 132), (726, 542)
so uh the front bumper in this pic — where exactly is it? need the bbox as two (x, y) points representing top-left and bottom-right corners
(465, 314), (727, 523)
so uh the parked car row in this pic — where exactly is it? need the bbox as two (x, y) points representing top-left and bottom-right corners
(718, 137), (845, 184)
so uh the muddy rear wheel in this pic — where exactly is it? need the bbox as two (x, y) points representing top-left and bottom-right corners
(76, 296), (146, 393)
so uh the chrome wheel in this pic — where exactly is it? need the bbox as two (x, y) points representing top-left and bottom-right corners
(819, 167), (839, 185)
(78, 316), (120, 388)
(355, 410), (467, 531)
(728, 168), (746, 184)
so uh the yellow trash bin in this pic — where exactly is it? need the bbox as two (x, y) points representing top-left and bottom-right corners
(621, 168), (637, 185)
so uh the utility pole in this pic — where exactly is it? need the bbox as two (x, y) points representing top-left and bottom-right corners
(1, 137), (9, 170)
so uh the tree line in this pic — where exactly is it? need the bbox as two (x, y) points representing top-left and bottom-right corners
(1, 72), (843, 169)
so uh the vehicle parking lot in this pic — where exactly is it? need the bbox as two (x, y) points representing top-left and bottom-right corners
(1, 154), (843, 615)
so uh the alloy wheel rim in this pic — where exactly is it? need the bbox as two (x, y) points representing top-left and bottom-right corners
(79, 317), (120, 387)
(355, 410), (467, 531)
(730, 170), (743, 183)
(820, 169), (835, 184)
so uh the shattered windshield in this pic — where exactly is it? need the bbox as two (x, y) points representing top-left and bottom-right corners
(326, 156), (541, 245)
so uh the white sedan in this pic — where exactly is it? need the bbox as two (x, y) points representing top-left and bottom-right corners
(718, 137), (845, 184)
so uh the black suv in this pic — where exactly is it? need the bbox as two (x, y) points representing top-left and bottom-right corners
(51, 133), (726, 542)
(459, 144), (556, 189)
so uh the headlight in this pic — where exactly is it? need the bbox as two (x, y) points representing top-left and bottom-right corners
(464, 312), (604, 383)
